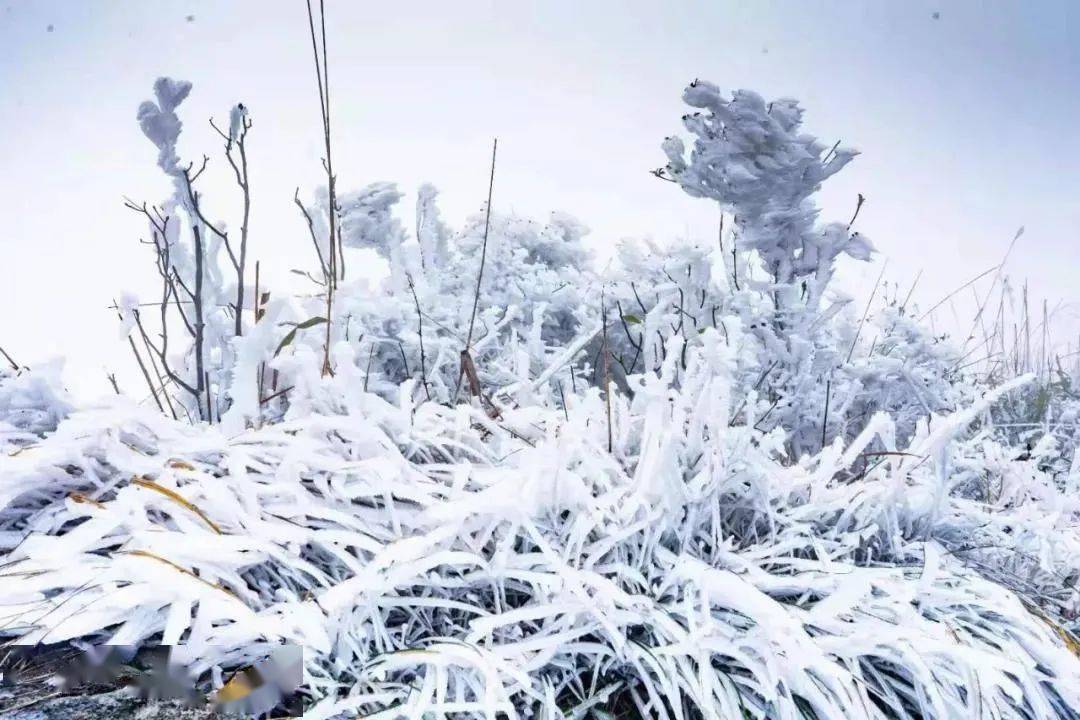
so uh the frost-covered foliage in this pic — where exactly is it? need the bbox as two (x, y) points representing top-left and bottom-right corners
(660, 81), (873, 293)
(648, 82), (887, 457)
(276, 187), (596, 418)
(2, 338), (1079, 719)
(0, 362), (72, 446)
(137, 77), (192, 176)
(831, 305), (973, 448)
(2, 78), (1080, 720)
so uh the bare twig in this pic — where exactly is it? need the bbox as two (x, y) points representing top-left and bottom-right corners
(958, 227), (1024, 357)
(918, 265), (997, 322)
(602, 291), (613, 453)
(397, 341), (411, 379)
(847, 193), (866, 230)
(255, 260), (265, 417)
(899, 268), (923, 315)
(131, 311), (196, 399)
(0, 345), (19, 371)
(295, 188), (329, 279)
(729, 359), (780, 425)
(217, 110), (253, 336)
(132, 194), (206, 416)
(822, 138), (842, 165)
(821, 376), (832, 450)
(455, 138), (499, 403)
(113, 300), (164, 413)
(260, 385), (293, 405)
(464, 138), (499, 351)
(364, 342), (375, 392)
(615, 300), (643, 375)
(730, 223), (740, 291)
(846, 260), (888, 364)
(407, 274), (431, 401)
(192, 224), (207, 414)
(204, 370), (214, 424)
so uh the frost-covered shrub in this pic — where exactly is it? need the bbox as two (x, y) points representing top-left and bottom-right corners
(833, 304), (973, 447)
(660, 82), (873, 294)
(0, 362), (72, 443)
(272, 186), (596, 416)
(646, 82), (880, 455)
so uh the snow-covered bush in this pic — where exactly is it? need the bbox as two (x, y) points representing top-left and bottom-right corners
(276, 186), (597, 416)
(660, 82), (873, 293)
(1, 75), (1078, 720)
(651, 82), (882, 457)
(831, 304), (972, 448)
(0, 362), (72, 445)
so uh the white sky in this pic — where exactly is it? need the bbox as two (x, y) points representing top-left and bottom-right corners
(1, 0), (1078, 397)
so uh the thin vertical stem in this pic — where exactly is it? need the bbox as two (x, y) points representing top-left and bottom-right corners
(192, 224), (207, 418)
(204, 371), (214, 424)
(846, 260), (887, 364)
(454, 139), (499, 404)
(139, 329), (178, 420)
(306, 0), (338, 376)
(464, 139), (498, 351)
(234, 128), (251, 337)
(407, 274), (431, 401)
(114, 300), (165, 414)
(602, 291), (613, 453)
(821, 376), (832, 450)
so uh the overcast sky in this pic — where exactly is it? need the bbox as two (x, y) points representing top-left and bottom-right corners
(1, 0), (1077, 397)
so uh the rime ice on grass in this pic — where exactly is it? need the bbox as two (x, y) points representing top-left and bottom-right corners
(1, 77), (1078, 719)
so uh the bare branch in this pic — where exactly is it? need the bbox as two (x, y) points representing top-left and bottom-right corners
(0, 345), (18, 371)
(407, 274), (431, 401)
(294, 188), (329, 279)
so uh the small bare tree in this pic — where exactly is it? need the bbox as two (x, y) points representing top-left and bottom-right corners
(126, 78), (255, 422)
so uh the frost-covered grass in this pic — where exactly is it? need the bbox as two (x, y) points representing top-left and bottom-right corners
(2, 338), (1079, 719)
(2, 71), (1080, 719)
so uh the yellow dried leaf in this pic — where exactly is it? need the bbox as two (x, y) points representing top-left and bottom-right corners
(131, 476), (222, 534)
(1025, 601), (1080, 658)
(68, 493), (106, 509)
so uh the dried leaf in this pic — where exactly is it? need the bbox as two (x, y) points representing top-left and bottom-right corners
(121, 550), (239, 600)
(68, 493), (106, 509)
(130, 476), (222, 534)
